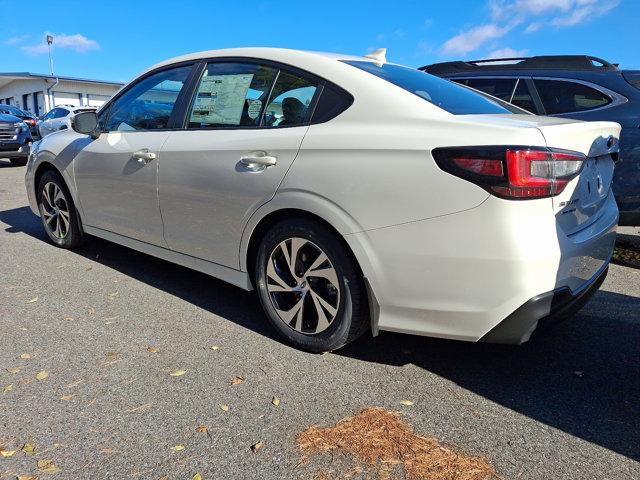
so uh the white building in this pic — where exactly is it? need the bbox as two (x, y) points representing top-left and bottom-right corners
(0, 72), (123, 116)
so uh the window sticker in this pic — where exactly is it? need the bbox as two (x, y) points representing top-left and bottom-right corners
(191, 74), (254, 125)
(247, 99), (262, 119)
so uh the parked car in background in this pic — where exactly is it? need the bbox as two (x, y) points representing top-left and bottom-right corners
(422, 55), (640, 226)
(0, 104), (39, 138)
(0, 113), (32, 166)
(26, 48), (620, 352)
(38, 105), (97, 138)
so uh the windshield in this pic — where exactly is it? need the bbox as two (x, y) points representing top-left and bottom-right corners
(343, 60), (513, 115)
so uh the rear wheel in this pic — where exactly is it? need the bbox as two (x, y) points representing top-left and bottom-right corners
(255, 219), (369, 352)
(37, 170), (82, 249)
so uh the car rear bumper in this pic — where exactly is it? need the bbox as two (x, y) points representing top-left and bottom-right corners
(479, 263), (609, 344)
(346, 192), (618, 344)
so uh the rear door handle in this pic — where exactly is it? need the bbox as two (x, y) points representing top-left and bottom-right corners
(240, 151), (277, 170)
(132, 149), (157, 164)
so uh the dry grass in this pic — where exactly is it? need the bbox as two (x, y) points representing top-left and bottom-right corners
(298, 407), (499, 480)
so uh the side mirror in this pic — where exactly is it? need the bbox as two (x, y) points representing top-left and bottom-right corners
(72, 111), (99, 139)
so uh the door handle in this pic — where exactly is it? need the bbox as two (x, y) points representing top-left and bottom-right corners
(240, 151), (277, 170)
(132, 149), (157, 164)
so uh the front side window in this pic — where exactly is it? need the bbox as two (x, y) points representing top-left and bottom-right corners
(188, 63), (278, 128)
(343, 61), (512, 115)
(464, 78), (517, 102)
(106, 65), (192, 131)
(534, 79), (611, 114)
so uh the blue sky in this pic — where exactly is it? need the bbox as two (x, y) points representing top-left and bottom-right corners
(0, 0), (636, 83)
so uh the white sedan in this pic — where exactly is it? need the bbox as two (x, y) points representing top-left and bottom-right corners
(25, 48), (620, 352)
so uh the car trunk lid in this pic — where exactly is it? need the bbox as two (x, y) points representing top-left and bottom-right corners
(535, 120), (621, 235)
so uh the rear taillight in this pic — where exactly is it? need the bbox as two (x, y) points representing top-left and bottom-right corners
(432, 146), (585, 200)
(24, 119), (36, 126)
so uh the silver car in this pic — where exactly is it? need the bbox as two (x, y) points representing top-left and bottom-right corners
(38, 105), (97, 138)
(25, 48), (620, 352)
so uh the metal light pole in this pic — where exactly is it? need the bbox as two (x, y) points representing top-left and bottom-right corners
(45, 35), (58, 112)
(46, 35), (54, 76)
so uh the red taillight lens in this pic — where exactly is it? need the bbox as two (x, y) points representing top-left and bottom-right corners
(25, 119), (36, 126)
(432, 146), (585, 200)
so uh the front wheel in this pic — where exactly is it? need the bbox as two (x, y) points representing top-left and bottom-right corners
(255, 219), (369, 352)
(37, 170), (82, 248)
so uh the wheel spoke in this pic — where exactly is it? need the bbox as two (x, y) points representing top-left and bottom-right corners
(275, 298), (304, 323)
(53, 186), (64, 205)
(52, 216), (61, 237)
(45, 212), (56, 226)
(287, 237), (305, 277)
(59, 210), (69, 233)
(266, 257), (291, 290)
(42, 185), (53, 209)
(310, 290), (335, 332)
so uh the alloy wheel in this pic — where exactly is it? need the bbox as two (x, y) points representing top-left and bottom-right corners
(266, 237), (340, 335)
(41, 182), (70, 239)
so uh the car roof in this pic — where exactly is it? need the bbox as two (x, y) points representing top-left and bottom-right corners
(145, 47), (380, 75)
(421, 55), (620, 76)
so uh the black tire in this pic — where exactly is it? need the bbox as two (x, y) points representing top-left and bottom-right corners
(37, 170), (83, 249)
(255, 218), (369, 352)
(10, 158), (27, 167)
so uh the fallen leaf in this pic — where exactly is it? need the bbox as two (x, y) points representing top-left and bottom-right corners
(108, 292), (119, 299)
(196, 426), (208, 433)
(60, 395), (73, 401)
(210, 345), (220, 351)
(193, 474), (202, 480)
(170, 445), (185, 452)
(229, 376), (244, 386)
(146, 347), (158, 353)
(250, 441), (263, 453)
(271, 396), (280, 406)
(21, 443), (35, 455)
(19, 353), (32, 360)
(86, 266), (93, 271)
(169, 369), (187, 377)
(37, 459), (60, 474)
(63, 316), (74, 321)
(17, 475), (39, 480)
(0, 448), (15, 457)
(36, 371), (49, 381)
(27, 297), (39, 303)
(3, 384), (13, 394)
(399, 400), (414, 406)
(219, 404), (230, 412)
(105, 351), (119, 358)
(6, 367), (20, 374)
(87, 307), (96, 315)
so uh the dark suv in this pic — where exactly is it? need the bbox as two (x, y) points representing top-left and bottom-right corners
(0, 104), (39, 139)
(0, 113), (33, 166)
(422, 55), (640, 225)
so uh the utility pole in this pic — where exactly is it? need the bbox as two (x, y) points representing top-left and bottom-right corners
(46, 35), (54, 76)
(45, 35), (59, 111)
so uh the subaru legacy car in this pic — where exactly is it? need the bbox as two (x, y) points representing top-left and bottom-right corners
(0, 112), (32, 166)
(422, 55), (639, 226)
(25, 48), (620, 352)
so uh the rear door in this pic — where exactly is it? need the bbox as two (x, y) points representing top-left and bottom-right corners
(159, 61), (320, 268)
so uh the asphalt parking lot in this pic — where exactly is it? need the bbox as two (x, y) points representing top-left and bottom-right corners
(1, 160), (638, 480)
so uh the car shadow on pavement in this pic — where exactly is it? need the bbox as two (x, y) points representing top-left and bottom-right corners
(338, 290), (640, 461)
(0, 205), (279, 342)
(1, 205), (638, 461)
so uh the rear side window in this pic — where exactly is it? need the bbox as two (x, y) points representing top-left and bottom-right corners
(188, 62), (278, 128)
(53, 108), (69, 119)
(312, 83), (354, 123)
(342, 61), (512, 115)
(464, 78), (517, 102)
(534, 79), (611, 114)
(264, 71), (318, 127)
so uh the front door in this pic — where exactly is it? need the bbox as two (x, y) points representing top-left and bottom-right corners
(73, 64), (194, 245)
(159, 61), (320, 268)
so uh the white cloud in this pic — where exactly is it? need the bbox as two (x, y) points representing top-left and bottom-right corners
(551, 0), (619, 27)
(486, 47), (529, 58)
(4, 35), (29, 45)
(442, 23), (513, 55)
(21, 33), (100, 56)
(524, 22), (542, 33)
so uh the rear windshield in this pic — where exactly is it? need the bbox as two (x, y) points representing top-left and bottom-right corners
(342, 61), (512, 115)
